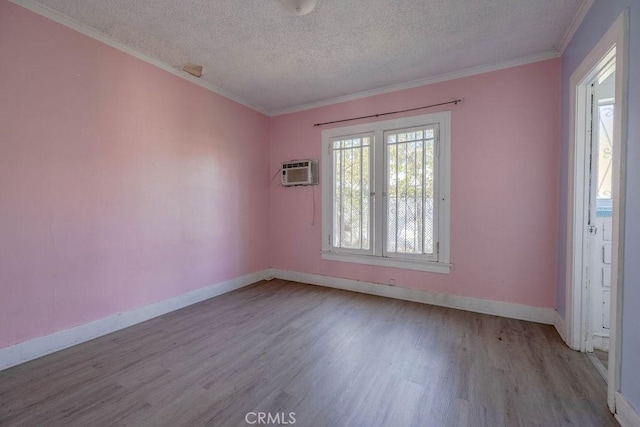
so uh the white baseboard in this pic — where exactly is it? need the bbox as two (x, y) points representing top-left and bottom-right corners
(587, 352), (608, 383)
(554, 310), (569, 345)
(616, 392), (640, 427)
(0, 268), (559, 372)
(270, 269), (555, 325)
(0, 269), (271, 372)
(593, 334), (610, 351)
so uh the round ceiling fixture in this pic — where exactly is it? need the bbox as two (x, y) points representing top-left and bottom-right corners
(278, 0), (322, 16)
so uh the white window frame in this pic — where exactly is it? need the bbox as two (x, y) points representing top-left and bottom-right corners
(321, 112), (451, 274)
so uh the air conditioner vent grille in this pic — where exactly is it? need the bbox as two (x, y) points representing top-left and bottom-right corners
(281, 159), (318, 186)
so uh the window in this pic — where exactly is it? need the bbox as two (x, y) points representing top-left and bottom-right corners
(321, 112), (451, 273)
(595, 99), (614, 217)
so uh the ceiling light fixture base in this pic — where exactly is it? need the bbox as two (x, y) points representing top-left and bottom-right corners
(278, 0), (321, 16)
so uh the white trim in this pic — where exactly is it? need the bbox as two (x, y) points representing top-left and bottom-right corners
(8, 0), (270, 115)
(270, 269), (555, 325)
(587, 352), (608, 382)
(320, 251), (451, 274)
(565, 10), (628, 413)
(592, 334), (610, 352)
(609, 9), (629, 413)
(616, 392), (640, 427)
(565, 16), (615, 349)
(0, 269), (271, 372)
(10, 0), (561, 118)
(271, 51), (559, 116)
(554, 310), (569, 345)
(557, 0), (596, 54)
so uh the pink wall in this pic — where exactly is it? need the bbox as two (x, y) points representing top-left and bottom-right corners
(270, 59), (561, 308)
(0, 1), (269, 349)
(0, 0), (561, 353)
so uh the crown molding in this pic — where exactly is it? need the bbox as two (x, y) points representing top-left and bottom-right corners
(270, 50), (560, 116)
(9, 0), (271, 115)
(557, 0), (595, 55)
(12, 0), (568, 118)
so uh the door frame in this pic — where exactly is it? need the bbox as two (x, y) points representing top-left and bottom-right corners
(564, 10), (628, 412)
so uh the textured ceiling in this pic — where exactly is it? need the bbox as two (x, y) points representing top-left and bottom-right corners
(29, 0), (583, 113)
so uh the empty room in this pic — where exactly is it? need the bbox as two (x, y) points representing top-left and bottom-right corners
(1, 0), (639, 425)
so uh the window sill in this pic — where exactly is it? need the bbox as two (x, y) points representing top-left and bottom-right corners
(321, 251), (451, 274)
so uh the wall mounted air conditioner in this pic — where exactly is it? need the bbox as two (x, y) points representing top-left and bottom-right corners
(281, 159), (319, 186)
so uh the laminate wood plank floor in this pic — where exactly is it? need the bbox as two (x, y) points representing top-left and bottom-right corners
(0, 280), (616, 426)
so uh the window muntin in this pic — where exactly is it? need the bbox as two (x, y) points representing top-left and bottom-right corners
(321, 112), (451, 274)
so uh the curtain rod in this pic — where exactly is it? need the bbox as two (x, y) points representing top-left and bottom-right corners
(313, 99), (462, 127)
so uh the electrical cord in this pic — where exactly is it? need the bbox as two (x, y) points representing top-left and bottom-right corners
(272, 163), (316, 226)
(311, 186), (315, 226)
(271, 168), (282, 182)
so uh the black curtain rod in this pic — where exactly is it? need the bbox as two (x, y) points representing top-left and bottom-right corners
(313, 99), (462, 127)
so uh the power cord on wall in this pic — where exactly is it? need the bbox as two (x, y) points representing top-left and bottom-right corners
(271, 167), (282, 182)
(272, 164), (316, 226)
(311, 186), (315, 226)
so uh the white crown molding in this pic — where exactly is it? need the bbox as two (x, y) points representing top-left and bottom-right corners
(557, 0), (596, 55)
(616, 392), (640, 427)
(0, 269), (271, 372)
(270, 269), (555, 325)
(11, 0), (565, 118)
(8, 0), (270, 115)
(270, 50), (560, 116)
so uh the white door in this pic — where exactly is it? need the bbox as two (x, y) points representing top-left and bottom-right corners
(588, 71), (615, 351)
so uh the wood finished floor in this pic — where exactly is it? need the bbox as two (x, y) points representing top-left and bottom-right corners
(0, 280), (615, 426)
